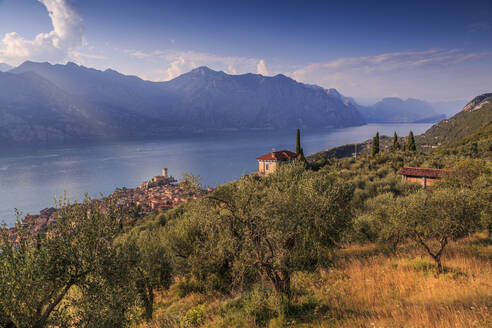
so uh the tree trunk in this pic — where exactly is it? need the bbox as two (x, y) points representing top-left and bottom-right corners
(33, 283), (73, 328)
(271, 268), (291, 301)
(143, 286), (154, 321)
(274, 275), (290, 297)
(415, 235), (447, 277)
(434, 255), (443, 276)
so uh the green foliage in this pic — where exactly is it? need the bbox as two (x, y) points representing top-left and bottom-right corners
(118, 227), (173, 321)
(354, 193), (404, 251)
(166, 162), (354, 298)
(182, 304), (206, 328)
(392, 131), (400, 151)
(392, 187), (483, 275)
(296, 128), (301, 155)
(175, 278), (205, 298)
(296, 128), (306, 162)
(371, 132), (380, 156)
(180, 172), (202, 192)
(0, 196), (136, 328)
(407, 131), (416, 151)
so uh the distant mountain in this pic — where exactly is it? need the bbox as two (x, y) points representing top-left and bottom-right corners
(10, 61), (178, 121)
(0, 71), (106, 143)
(164, 66), (364, 130)
(358, 97), (445, 123)
(0, 71), (167, 143)
(1, 62), (365, 143)
(419, 93), (492, 145)
(0, 62), (12, 72)
(430, 99), (468, 118)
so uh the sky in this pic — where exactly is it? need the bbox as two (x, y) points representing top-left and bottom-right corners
(0, 0), (491, 103)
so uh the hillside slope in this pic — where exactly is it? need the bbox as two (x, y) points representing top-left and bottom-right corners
(418, 94), (492, 146)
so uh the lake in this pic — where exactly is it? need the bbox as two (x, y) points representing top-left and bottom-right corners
(0, 123), (432, 226)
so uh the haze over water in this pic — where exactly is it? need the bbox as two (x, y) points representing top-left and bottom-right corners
(0, 123), (431, 226)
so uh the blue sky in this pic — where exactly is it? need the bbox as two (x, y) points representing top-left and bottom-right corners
(0, 0), (491, 103)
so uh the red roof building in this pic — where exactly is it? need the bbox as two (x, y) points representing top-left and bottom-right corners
(256, 150), (297, 175)
(399, 167), (449, 188)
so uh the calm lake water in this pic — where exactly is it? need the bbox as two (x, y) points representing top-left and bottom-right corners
(0, 123), (432, 225)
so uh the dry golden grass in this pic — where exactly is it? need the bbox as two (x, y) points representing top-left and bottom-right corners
(294, 235), (492, 328)
(140, 235), (492, 328)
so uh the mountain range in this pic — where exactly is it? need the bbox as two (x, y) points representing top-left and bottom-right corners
(357, 97), (446, 123)
(0, 61), (467, 143)
(1, 62), (367, 143)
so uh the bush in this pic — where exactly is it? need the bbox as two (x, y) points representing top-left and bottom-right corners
(176, 278), (206, 298)
(182, 304), (205, 327)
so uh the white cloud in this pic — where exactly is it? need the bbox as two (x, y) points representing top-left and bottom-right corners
(257, 59), (269, 75)
(0, 0), (84, 66)
(291, 49), (492, 101)
(129, 49), (264, 81)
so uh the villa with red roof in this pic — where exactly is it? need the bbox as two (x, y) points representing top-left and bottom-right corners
(256, 150), (297, 175)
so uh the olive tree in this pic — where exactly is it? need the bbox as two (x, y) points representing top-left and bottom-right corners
(394, 187), (482, 275)
(0, 196), (136, 328)
(119, 228), (172, 321)
(354, 193), (405, 252)
(166, 162), (353, 300)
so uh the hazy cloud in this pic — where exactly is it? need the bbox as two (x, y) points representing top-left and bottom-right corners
(129, 49), (262, 81)
(468, 21), (491, 32)
(257, 59), (269, 75)
(0, 0), (84, 66)
(291, 49), (492, 102)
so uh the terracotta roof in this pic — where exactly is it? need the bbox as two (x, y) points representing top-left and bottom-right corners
(256, 150), (297, 161)
(399, 167), (449, 179)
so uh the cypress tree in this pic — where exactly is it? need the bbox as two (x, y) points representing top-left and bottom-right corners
(407, 131), (416, 151)
(296, 128), (301, 155)
(392, 131), (400, 151)
(371, 132), (380, 156)
(296, 128), (306, 161)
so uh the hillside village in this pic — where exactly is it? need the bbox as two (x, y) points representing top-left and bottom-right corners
(8, 169), (209, 240)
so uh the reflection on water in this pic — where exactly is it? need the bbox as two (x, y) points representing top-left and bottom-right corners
(0, 123), (432, 225)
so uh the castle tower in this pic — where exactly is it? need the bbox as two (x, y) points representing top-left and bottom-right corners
(162, 168), (168, 177)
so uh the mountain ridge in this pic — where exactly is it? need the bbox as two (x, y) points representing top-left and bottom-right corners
(1, 61), (366, 143)
(0, 62), (12, 72)
(358, 97), (446, 123)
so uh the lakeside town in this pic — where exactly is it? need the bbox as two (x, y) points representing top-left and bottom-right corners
(8, 168), (210, 240)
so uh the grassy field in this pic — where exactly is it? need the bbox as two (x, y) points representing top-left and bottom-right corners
(139, 234), (491, 328)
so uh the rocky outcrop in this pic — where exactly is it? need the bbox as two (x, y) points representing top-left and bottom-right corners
(463, 93), (492, 112)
